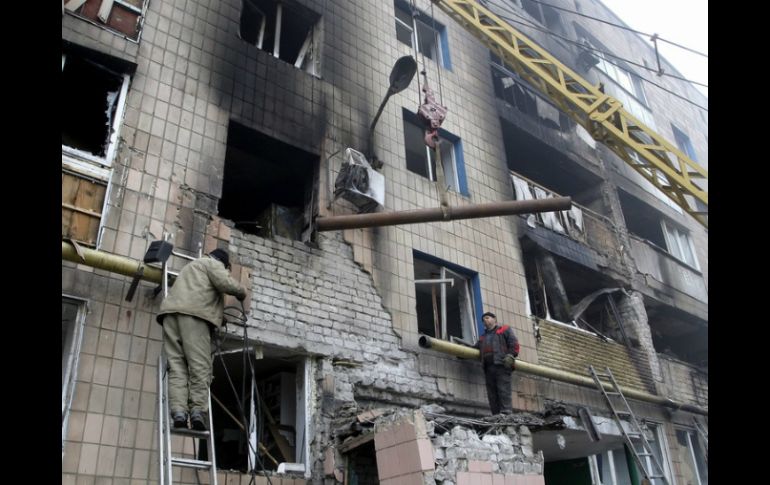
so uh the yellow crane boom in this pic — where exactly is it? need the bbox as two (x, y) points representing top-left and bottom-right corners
(431, 0), (708, 227)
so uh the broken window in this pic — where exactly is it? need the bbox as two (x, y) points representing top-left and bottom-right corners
(62, 297), (86, 445)
(500, 117), (608, 215)
(413, 251), (481, 343)
(394, 0), (451, 69)
(218, 121), (318, 240)
(207, 344), (310, 475)
(522, 246), (629, 342)
(672, 124), (699, 162)
(403, 110), (468, 195)
(64, 0), (148, 41)
(62, 49), (131, 247)
(590, 423), (674, 485)
(618, 191), (700, 269)
(239, 0), (321, 75)
(646, 300), (707, 366)
(674, 428), (708, 485)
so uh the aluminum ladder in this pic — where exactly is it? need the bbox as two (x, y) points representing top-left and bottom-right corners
(588, 365), (670, 484)
(158, 354), (218, 485)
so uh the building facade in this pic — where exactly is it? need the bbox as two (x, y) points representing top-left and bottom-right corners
(62, 0), (707, 484)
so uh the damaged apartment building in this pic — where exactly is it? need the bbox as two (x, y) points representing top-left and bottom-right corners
(62, 0), (707, 484)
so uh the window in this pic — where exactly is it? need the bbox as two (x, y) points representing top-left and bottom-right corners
(589, 425), (672, 485)
(672, 125), (699, 162)
(62, 48), (131, 247)
(64, 0), (148, 41)
(413, 251), (481, 342)
(239, 0), (321, 76)
(62, 297), (86, 447)
(208, 344), (311, 476)
(394, 0), (451, 69)
(674, 428), (708, 485)
(662, 221), (699, 269)
(521, 0), (566, 34)
(403, 110), (468, 195)
(218, 121), (318, 240)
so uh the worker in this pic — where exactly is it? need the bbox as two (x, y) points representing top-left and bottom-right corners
(156, 248), (247, 430)
(474, 312), (520, 415)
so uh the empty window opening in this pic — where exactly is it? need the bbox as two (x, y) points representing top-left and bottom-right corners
(62, 54), (127, 160)
(501, 118), (606, 214)
(206, 345), (309, 474)
(403, 110), (467, 195)
(646, 299), (707, 366)
(394, 0), (451, 68)
(64, 0), (148, 40)
(62, 297), (86, 445)
(674, 428), (708, 485)
(219, 121), (317, 240)
(413, 251), (480, 343)
(346, 441), (378, 485)
(239, 0), (320, 75)
(522, 246), (624, 339)
(491, 54), (570, 132)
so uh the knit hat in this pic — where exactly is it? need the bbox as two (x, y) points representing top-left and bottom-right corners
(209, 249), (231, 269)
(482, 312), (496, 319)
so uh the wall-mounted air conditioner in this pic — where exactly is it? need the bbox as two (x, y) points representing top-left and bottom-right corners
(333, 148), (384, 212)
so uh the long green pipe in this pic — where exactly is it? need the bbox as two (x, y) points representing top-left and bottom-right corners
(419, 335), (707, 416)
(62, 241), (164, 283)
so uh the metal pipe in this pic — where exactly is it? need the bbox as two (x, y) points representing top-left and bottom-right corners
(317, 197), (571, 231)
(62, 241), (164, 284)
(418, 335), (707, 416)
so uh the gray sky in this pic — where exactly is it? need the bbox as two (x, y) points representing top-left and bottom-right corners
(597, 0), (708, 98)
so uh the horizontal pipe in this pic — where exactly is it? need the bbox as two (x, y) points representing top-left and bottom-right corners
(418, 335), (707, 416)
(62, 241), (164, 284)
(317, 197), (571, 231)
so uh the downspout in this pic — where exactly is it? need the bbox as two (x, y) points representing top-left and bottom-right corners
(418, 335), (707, 416)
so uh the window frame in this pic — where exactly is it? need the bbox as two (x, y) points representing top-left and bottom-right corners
(674, 427), (708, 485)
(62, 296), (88, 451)
(662, 220), (700, 270)
(413, 250), (482, 342)
(394, 0), (451, 69)
(61, 52), (131, 249)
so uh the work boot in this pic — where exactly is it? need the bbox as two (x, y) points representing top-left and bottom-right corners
(190, 410), (207, 431)
(172, 411), (188, 429)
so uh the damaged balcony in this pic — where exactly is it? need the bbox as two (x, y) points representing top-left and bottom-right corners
(619, 190), (708, 310)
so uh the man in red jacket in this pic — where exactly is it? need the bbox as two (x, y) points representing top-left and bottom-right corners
(474, 312), (520, 415)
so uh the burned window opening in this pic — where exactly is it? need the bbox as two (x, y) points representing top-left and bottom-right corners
(645, 299), (707, 366)
(239, 0), (320, 74)
(206, 347), (308, 473)
(346, 440), (378, 485)
(62, 55), (124, 158)
(402, 110), (466, 194)
(500, 118), (607, 215)
(413, 252), (479, 343)
(522, 247), (626, 340)
(219, 121), (317, 240)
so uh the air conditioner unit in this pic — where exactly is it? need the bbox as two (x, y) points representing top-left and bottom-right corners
(333, 148), (384, 212)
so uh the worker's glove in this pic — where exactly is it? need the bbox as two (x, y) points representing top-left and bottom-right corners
(503, 354), (516, 370)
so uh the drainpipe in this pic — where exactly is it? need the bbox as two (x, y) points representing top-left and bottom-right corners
(418, 335), (707, 416)
(62, 241), (164, 284)
(317, 197), (571, 231)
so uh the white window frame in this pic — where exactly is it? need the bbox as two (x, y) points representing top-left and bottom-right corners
(62, 296), (88, 452)
(675, 427), (707, 485)
(662, 221), (700, 270)
(414, 261), (479, 343)
(637, 422), (675, 485)
(61, 54), (131, 248)
(394, 2), (446, 68)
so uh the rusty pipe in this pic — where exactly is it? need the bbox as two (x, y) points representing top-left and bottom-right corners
(62, 241), (164, 284)
(316, 197), (571, 231)
(418, 335), (707, 416)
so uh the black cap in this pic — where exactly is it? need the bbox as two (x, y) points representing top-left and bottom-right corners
(209, 249), (231, 269)
(482, 312), (496, 319)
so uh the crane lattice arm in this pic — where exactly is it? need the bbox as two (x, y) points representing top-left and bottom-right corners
(432, 0), (708, 227)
